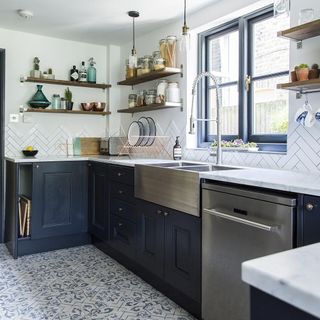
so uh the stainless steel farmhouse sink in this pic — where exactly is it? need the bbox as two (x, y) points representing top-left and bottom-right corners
(135, 162), (242, 216)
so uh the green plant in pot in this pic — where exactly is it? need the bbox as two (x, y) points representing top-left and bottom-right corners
(309, 63), (319, 79)
(65, 87), (73, 110)
(296, 63), (309, 81)
(30, 57), (41, 78)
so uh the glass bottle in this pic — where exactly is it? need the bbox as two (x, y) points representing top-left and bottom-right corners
(87, 57), (96, 83)
(70, 65), (79, 81)
(79, 61), (87, 82)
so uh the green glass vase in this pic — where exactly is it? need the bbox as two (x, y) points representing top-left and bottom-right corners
(28, 85), (51, 109)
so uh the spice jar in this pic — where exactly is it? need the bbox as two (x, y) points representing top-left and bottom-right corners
(141, 56), (152, 74)
(128, 94), (137, 108)
(137, 90), (147, 107)
(166, 82), (180, 103)
(126, 59), (137, 79)
(145, 90), (157, 105)
(52, 94), (61, 109)
(166, 35), (177, 68)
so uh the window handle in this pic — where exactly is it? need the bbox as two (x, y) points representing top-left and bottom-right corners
(245, 75), (251, 92)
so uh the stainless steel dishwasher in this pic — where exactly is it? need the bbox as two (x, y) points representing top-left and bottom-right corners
(202, 182), (296, 320)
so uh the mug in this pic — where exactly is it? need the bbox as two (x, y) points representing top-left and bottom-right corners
(295, 107), (315, 127)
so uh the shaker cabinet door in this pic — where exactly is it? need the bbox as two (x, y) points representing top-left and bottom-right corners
(88, 162), (109, 241)
(31, 162), (87, 239)
(136, 200), (165, 277)
(164, 209), (201, 302)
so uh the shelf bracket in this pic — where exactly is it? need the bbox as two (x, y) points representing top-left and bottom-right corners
(296, 91), (303, 99)
(180, 64), (183, 78)
(180, 98), (184, 112)
(297, 41), (303, 49)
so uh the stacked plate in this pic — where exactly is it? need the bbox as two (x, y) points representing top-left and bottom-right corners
(128, 117), (156, 146)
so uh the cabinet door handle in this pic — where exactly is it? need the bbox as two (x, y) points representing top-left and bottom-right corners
(118, 207), (123, 212)
(118, 190), (124, 195)
(306, 203), (314, 211)
(117, 172), (123, 177)
(88, 163), (91, 167)
(36, 165), (39, 168)
(118, 223), (123, 227)
(164, 212), (169, 216)
(157, 209), (162, 215)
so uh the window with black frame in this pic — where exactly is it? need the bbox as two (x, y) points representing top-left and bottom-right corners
(199, 6), (290, 151)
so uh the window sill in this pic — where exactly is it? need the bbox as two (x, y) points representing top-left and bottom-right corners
(186, 147), (287, 156)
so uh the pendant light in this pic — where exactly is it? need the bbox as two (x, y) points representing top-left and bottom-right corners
(180, 0), (190, 52)
(128, 11), (139, 69)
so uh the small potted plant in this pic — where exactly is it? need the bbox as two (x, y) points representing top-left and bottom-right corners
(65, 87), (73, 110)
(30, 57), (41, 78)
(42, 71), (48, 79)
(309, 64), (319, 79)
(296, 63), (309, 81)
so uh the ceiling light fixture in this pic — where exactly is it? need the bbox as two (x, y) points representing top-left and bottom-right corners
(17, 9), (34, 20)
(180, 0), (190, 52)
(128, 10), (139, 71)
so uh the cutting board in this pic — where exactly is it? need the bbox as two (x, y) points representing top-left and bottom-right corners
(73, 137), (101, 155)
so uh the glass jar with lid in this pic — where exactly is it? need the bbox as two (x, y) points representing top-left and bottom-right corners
(159, 39), (167, 61)
(165, 82), (180, 103)
(126, 59), (137, 79)
(153, 57), (165, 71)
(52, 94), (61, 109)
(136, 58), (143, 76)
(128, 93), (137, 108)
(141, 56), (153, 74)
(137, 90), (147, 107)
(145, 89), (157, 105)
(165, 35), (177, 68)
(156, 80), (168, 104)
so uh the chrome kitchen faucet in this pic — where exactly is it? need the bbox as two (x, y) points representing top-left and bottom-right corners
(189, 72), (222, 165)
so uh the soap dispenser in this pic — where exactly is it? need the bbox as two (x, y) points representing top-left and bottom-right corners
(173, 136), (182, 160)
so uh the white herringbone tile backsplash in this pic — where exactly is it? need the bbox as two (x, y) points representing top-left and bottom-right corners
(6, 119), (320, 174)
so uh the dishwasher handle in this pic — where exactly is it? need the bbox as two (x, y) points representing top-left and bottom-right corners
(203, 208), (280, 232)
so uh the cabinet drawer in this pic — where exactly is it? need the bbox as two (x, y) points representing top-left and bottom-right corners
(109, 165), (134, 185)
(110, 214), (136, 260)
(110, 182), (135, 203)
(110, 198), (136, 223)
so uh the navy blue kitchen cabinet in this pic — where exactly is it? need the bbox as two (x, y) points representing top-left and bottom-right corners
(136, 200), (201, 304)
(32, 162), (88, 239)
(136, 200), (165, 278)
(5, 161), (90, 258)
(164, 208), (201, 303)
(108, 164), (137, 260)
(88, 162), (109, 241)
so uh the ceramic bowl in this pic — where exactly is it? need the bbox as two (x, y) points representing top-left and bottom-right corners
(22, 150), (38, 157)
(81, 102), (94, 111)
(93, 102), (106, 112)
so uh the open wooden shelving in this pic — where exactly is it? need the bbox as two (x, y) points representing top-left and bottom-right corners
(22, 77), (111, 89)
(278, 19), (320, 41)
(277, 79), (320, 93)
(117, 67), (182, 86)
(117, 102), (182, 114)
(26, 108), (111, 116)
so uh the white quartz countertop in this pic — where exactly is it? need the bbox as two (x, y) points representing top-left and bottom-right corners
(5, 155), (175, 167)
(242, 243), (320, 318)
(6, 156), (320, 196)
(200, 167), (320, 197)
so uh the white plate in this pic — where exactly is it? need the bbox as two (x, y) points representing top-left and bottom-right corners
(146, 117), (156, 146)
(138, 117), (150, 146)
(128, 121), (143, 146)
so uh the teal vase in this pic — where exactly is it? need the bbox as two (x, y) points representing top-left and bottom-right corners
(28, 85), (51, 109)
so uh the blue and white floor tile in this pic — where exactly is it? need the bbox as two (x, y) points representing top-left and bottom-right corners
(0, 244), (195, 320)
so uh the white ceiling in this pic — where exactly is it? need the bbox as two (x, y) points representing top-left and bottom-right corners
(0, 0), (219, 45)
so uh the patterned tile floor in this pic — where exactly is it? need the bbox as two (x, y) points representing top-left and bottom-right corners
(0, 244), (195, 320)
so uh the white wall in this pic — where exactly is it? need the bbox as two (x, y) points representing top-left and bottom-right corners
(117, 0), (320, 173)
(0, 28), (113, 156)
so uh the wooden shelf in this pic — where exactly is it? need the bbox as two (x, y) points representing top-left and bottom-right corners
(277, 78), (320, 93)
(278, 19), (320, 41)
(26, 108), (111, 116)
(22, 77), (111, 89)
(117, 67), (182, 86)
(117, 102), (182, 114)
